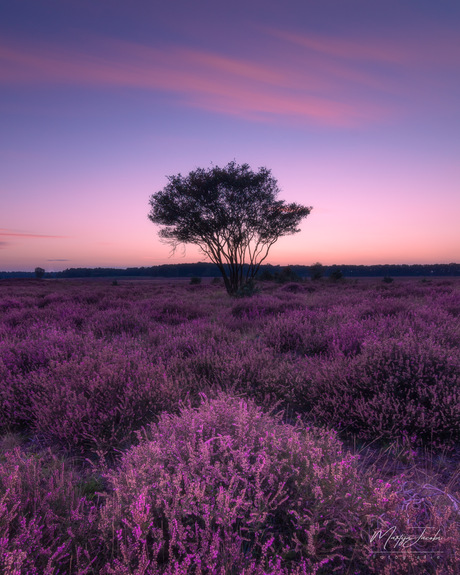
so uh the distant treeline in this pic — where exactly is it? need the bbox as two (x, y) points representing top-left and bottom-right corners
(1, 262), (459, 279)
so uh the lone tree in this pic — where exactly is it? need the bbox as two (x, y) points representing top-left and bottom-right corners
(34, 267), (45, 279)
(309, 262), (324, 281)
(148, 162), (312, 296)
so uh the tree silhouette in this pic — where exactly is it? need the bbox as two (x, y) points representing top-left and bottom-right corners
(148, 162), (312, 295)
(34, 267), (45, 279)
(310, 262), (324, 281)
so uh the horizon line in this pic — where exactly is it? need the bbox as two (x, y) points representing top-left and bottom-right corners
(1, 261), (459, 274)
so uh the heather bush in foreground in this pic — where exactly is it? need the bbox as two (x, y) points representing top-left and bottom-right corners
(98, 392), (403, 574)
(0, 394), (458, 574)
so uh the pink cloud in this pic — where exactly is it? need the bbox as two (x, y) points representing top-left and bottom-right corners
(0, 37), (282, 89)
(266, 29), (409, 65)
(266, 25), (460, 71)
(0, 229), (68, 239)
(0, 33), (412, 127)
(189, 89), (390, 127)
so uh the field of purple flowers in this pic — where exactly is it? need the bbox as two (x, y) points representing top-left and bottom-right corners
(0, 277), (458, 574)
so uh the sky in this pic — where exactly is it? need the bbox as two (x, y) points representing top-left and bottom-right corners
(1, 0), (459, 272)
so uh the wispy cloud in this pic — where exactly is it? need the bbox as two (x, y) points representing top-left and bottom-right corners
(0, 34), (396, 127)
(267, 29), (408, 65)
(0, 229), (68, 239)
(1, 24), (457, 127)
(265, 26), (460, 68)
(47, 258), (70, 262)
(0, 37), (283, 90)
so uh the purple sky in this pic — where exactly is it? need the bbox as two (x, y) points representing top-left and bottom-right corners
(1, 0), (459, 271)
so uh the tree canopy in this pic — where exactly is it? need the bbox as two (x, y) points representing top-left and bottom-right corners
(148, 161), (312, 295)
(34, 267), (45, 279)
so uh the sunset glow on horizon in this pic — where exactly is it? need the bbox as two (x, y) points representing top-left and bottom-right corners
(1, 0), (459, 272)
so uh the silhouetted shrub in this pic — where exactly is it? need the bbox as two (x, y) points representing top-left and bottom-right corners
(34, 267), (45, 279)
(309, 262), (324, 281)
(234, 279), (259, 298)
(276, 266), (300, 283)
(329, 269), (343, 281)
(190, 276), (202, 285)
(258, 268), (274, 281)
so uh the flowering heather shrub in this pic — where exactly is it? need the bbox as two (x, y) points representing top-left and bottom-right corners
(363, 479), (460, 575)
(231, 293), (304, 320)
(163, 338), (303, 413)
(155, 299), (206, 325)
(1, 332), (191, 451)
(263, 303), (372, 358)
(358, 296), (410, 319)
(328, 318), (367, 357)
(99, 391), (400, 574)
(403, 306), (460, 349)
(263, 309), (331, 356)
(92, 307), (150, 337)
(0, 371), (36, 433)
(299, 334), (460, 446)
(39, 292), (70, 307)
(442, 290), (460, 317)
(0, 328), (87, 433)
(0, 447), (99, 574)
(0, 327), (81, 374)
(135, 296), (208, 326)
(2, 306), (44, 332)
(0, 297), (22, 312)
(26, 344), (179, 453)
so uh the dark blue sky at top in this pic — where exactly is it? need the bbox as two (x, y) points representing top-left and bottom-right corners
(2, 0), (458, 46)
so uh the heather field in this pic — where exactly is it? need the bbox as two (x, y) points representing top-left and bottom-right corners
(0, 277), (459, 574)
